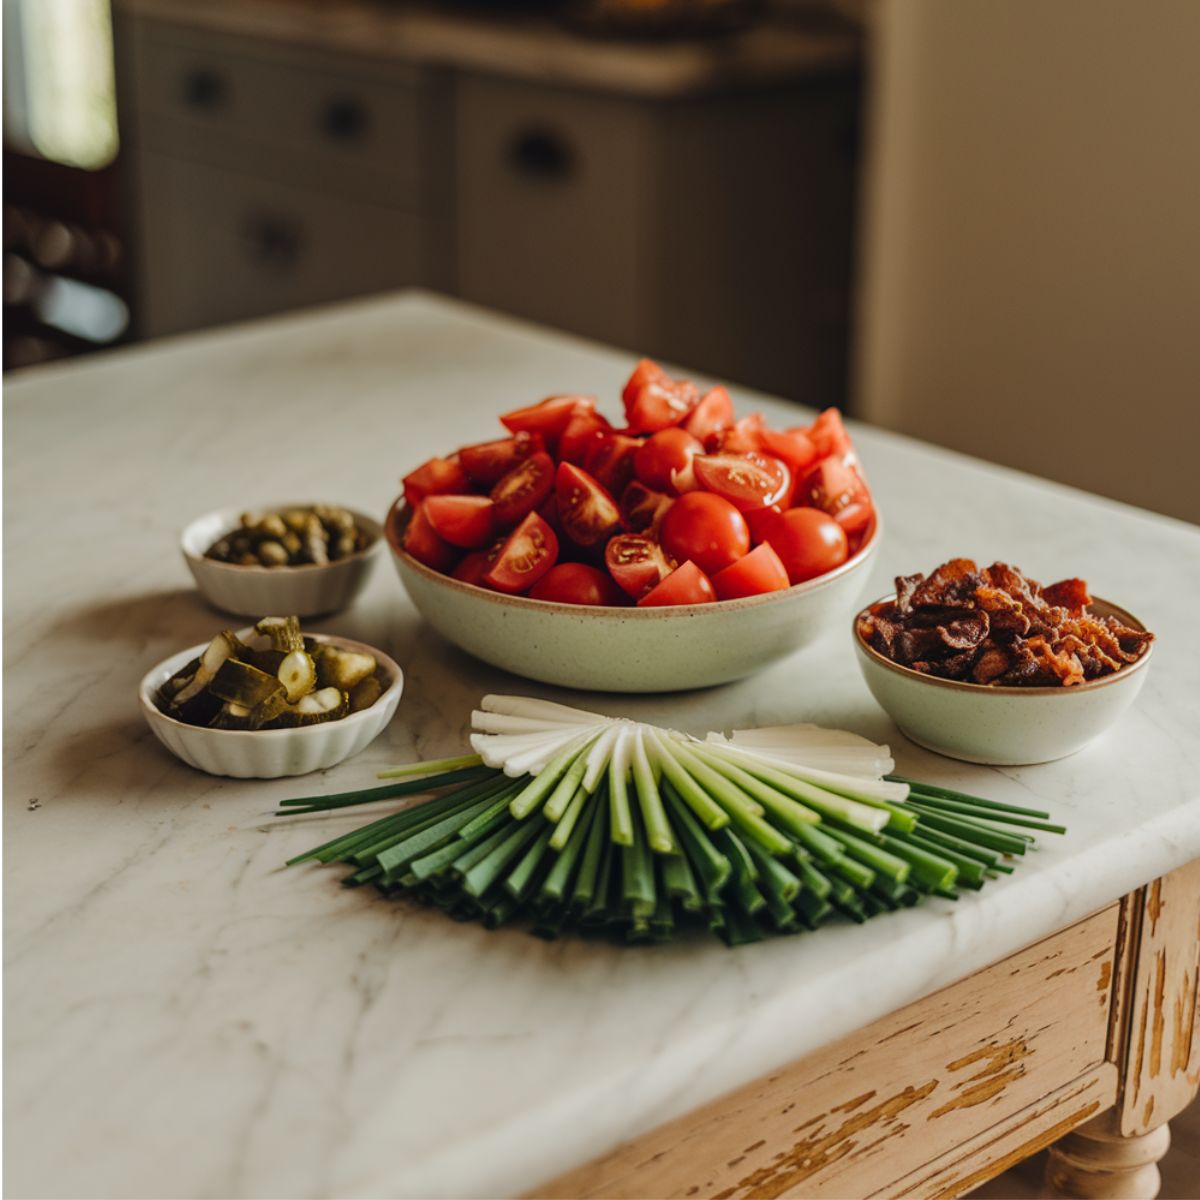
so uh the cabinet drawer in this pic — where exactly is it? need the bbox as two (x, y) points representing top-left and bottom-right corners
(132, 22), (427, 208)
(137, 155), (421, 336)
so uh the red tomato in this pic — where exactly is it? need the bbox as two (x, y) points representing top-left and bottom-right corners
(797, 458), (873, 534)
(759, 427), (818, 475)
(583, 432), (642, 496)
(500, 395), (594, 444)
(605, 533), (675, 599)
(490, 451), (555, 528)
(805, 408), (856, 463)
(683, 386), (735, 443)
(660, 492), (750, 576)
(403, 502), (459, 572)
(620, 480), (674, 534)
(530, 562), (626, 606)
(745, 503), (784, 544)
(693, 452), (790, 512)
(483, 511), (559, 594)
(402, 457), (469, 509)
(451, 538), (506, 586)
(622, 359), (700, 434)
(555, 462), (621, 548)
(557, 408), (612, 465)
(705, 412), (766, 455)
(634, 428), (703, 493)
(711, 542), (791, 601)
(761, 507), (848, 584)
(423, 494), (495, 549)
(459, 431), (544, 487)
(637, 560), (717, 607)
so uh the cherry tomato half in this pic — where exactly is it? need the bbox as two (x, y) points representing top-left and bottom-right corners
(758, 427), (818, 475)
(711, 541), (791, 601)
(706, 413), (766, 456)
(483, 511), (559, 594)
(458, 431), (544, 488)
(805, 408), (856, 463)
(605, 533), (675, 599)
(759, 507), (848, 585)
(451, 537), (506, 586)
(403, 501), (460, 572)
(693, 452), (790, 513)
(637, 560), (717, 607)
(555, 461), (621, 548)
(682, 386), (735, 443)
(530, 562), (627, 606)
(423, 494), (495, 549)
(583, 432), (642, 496)
(490, 450), (555, 528)
(797, 458), (873, 534)
(620, 480), (674, 534)
(660, 491), (750, 576)
(402, 457), (469, 509)
(557, 408), (612, 465)
(500, 394), (594, 445)
(634, 427), (703, 494)
(622, 359), (699, 434)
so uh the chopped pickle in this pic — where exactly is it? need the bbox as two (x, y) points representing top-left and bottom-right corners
(278, 650), (317, 703)
(272, 687), (349, 727)
(255, 616), (304, 653)
(209, 660), (286, 709)
(210, 702), (254, 730)
(204, 505), (372, 567)
(348, 675), (383, 713)
(314, 646), (376, 691)
(171, 631), (241, 706)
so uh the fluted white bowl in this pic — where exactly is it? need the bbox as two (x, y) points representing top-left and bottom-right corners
(181, 504), (384, 619)
(139, 631), (403, 778)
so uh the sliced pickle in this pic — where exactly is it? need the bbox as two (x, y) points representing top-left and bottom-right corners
(209, 659), (286, 709)
(210, 702), (254, 730)
(173, 689), (223, 726)
(314, 646), (376, 691)
(348, 674), (383, 713)
(277, 650), (317, 702)
(245, 647), (286, 675)
(255, 616), (304, 653)
(171, 632), (240, 707)
(272, 687), (349, 727)
(156, 655), (201, 708)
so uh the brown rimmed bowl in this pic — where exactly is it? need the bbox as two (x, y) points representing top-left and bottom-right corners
(386, 500), (882, 693)
(852, 596), (1154, 765)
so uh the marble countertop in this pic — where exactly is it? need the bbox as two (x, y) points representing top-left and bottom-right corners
(114, 0), (860, 98)
(5, 292), (1199, 1200)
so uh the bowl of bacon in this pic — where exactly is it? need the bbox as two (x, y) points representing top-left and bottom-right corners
(853, 559), (1155, 765)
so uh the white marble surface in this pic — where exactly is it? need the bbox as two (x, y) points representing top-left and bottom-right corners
(5, 292), (1199, 1200)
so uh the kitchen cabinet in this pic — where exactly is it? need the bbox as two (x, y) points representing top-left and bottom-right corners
(114, 0), (859, 402)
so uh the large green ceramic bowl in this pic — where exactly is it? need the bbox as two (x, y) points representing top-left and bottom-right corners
(386, 500), (881, 693)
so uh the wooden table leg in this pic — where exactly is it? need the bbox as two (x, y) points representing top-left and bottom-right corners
(1045, 861), (1200, 1200)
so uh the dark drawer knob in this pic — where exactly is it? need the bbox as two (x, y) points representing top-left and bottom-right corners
(182, 68), (227, 111)
(322, 97), (369, 142)
(507, 128), (575, 183)
(240, 213), (304, 273)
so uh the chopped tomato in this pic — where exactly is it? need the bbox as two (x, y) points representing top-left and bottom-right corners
(797, 458), (872, 533)
(459, 431), (544, 488)
(605, 533), (674, 599)
(557, 408), (612, 465)
(711, 542), (791, 601)
(706, 413), (766, 455)
(483, 511), (559, 594)
(622, 359), (699, 433)
(530, 562), (627, 606)
(693, 452), (790, 512)
(423, 494), (495, 549)
(637, 560), (716, 607)
(501, 394), (594, 445)
(745, 503), (785, 544)
(490, 451), (555, 528)
(683, 386), (735, 443)
(634, 427), (703, 494)
(451, 538), (506, 586)
(555, 461), (621, 548)
(622, 359), (664, 411)
(806, 408), (856, 463)
(402, 456), (469, 509)
(660, 492), (750, 576)
(583, 432), (642, 496)
(759, 427), (818, 476)
(620, 480), (673, 534)
(403, 502), (460, 572)
(760, 507), (848, 584)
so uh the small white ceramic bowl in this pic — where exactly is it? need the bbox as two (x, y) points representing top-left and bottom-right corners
(852, 596), (1153, 765)
(386, 499), (881, 692)
(139, 631), (403, 778)
(181, 504), (384, 619)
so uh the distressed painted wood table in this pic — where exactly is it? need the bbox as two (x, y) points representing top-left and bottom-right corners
(4, 292), (1199, 1199)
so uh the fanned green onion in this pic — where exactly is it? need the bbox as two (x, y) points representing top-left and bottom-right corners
(887, 775), (1052, 818)
(904, 793), (1067, 834)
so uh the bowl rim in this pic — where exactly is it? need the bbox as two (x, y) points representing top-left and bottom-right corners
(139, 629), (403, 736)
(385, 497), (882, 617)
(852, 593), (1153, 696)
(181, 503), (385, 575)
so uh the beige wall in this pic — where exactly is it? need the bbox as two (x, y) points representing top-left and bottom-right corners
(855, 0), (1200, 524)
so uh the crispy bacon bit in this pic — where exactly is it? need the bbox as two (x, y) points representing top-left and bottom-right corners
(857, 559), (1153, 688)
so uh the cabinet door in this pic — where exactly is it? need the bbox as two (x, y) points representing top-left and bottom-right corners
(454, 74), (648, 351)
(137, 155), (422, 336)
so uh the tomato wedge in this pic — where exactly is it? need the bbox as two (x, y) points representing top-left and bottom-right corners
(660, 492), (750, 576)
(797, 458), (872, 531)
(683, 386), (735, 443)
(500, 394), (594, 444)
(760, 507), (848, 585)
(459, 431), (544, 487)
(634, 427), (703, 493)
(758, 427), (818, 475)
(451, 537), (506, 586)
(622, 359), (700, 434)
(583, 432), (642, 496)
(402, 456), (469, 509)
(711, 542), (791, 601)
(403, 502), (459, 572)
(490, 450), (555, 528)
(557, 408), (612, 465)
(637, 560), (717, 607)
(806, 408), (856, 463)
(705, 412), (766, 455)
(423, 494), (495, 549)
(483, 511), (559, 594)
(620, 480), (673, 534)
(555, 461), (621, 548)
(693, 452), (790, 512)
(605, 533), (674, 599)
(530, 562), (627, 606)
